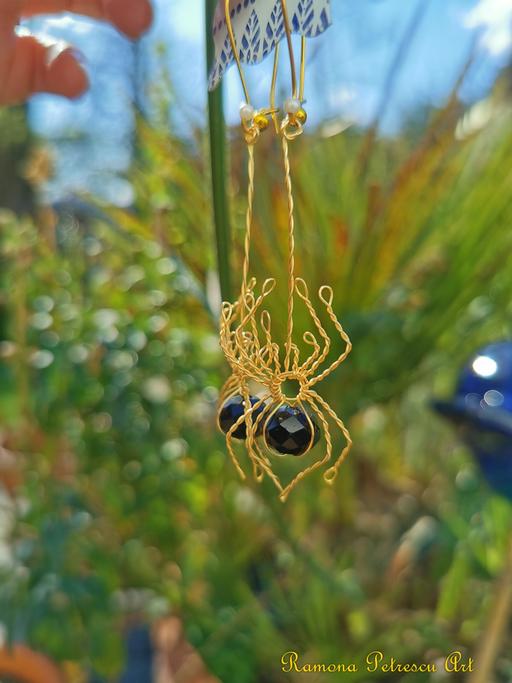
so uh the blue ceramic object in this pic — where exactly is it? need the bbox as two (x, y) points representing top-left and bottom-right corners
(118, 624), (153, 683)
(433, 341), (512, 500)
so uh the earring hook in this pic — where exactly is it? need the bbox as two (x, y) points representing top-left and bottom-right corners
(224, 0), (251, 104)
(299, 36), (306, 102)
(270, 44), (280, 133)
(279, 0), (298, 99)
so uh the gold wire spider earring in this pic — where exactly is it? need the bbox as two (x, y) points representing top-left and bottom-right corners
(212, 0), (352, 501)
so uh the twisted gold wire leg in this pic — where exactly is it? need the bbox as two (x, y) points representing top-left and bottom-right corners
(241, 144), (255, 299)
(225, 421), (248, 481)
(307, 389), (353, 484)
(219, 375), (240, 403)
(281, 134), (296, 371)
(260, 310), (282, 375)
(294, 278), (331, 373)
(279, 398), (332, 502)
(224, 394), (284, 494)
(240, 385), (264, 475)
(254, 444), (284, 493)
(309, 288), (352, 386)
(224, 393), (272, 482)
(250, 416), (285, 493)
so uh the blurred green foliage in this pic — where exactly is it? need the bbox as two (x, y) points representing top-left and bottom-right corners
(0, 107), (34, 214)
(0, 73), (512, 682)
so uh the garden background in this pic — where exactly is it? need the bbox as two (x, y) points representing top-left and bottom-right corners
(1, 0), (512, 681)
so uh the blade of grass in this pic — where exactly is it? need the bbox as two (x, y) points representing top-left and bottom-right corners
(205, 0), (233, 303)
(468, 532), (512, 683)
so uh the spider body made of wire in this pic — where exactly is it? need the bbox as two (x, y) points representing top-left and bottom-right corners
(217, 276), (352, 502)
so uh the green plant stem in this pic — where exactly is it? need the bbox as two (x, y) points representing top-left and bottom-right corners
(205, 0), (232, 303)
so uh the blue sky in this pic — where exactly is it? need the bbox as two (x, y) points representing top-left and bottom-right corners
(27, 0), (512, 203)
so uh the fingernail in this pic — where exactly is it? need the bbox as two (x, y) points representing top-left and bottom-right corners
(45, 44), (87, 72)
(69, 48), (87, 68)
(44, 40), (70, 66)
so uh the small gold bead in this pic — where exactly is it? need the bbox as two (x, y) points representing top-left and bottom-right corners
(295, 108), (308, 125)
(254, 113), (269, 131)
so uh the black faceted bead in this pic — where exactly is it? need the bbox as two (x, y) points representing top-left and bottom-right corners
(264, 404), (320, 456)
(218, 394), (265, 440)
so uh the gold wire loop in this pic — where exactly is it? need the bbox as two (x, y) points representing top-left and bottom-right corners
(241, 108), (279, 145)
(261, 310), (272, 334)
(303, 330), (319, 348)
(294, 277), (309, 299)
(243, 125), (260, 146)
(280, 115), (305, 141)
(221, 302), (233, 320)
(261, 278), (277, 297)
(319, 285), (334, 307)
